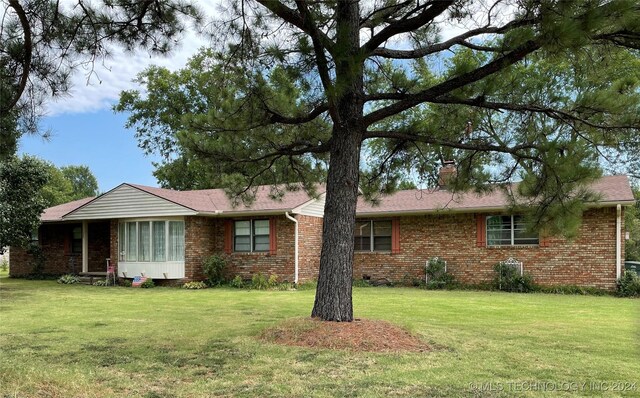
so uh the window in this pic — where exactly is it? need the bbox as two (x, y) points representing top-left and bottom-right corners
(168, 221), (185, 261)
(119, 220), (185, 262)
(138, 221), (151, 262)
(354, 220), (392, 252)
(152, 221), (166, 262)
(30, 229), (39, 243)
(234, 220), (269, 252)
(486, 215), (539, 246)
(71, 226), (82, 254)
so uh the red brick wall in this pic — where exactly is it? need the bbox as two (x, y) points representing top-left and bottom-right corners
(184, 216), (217, 282)
(110, 219), (119, 274)
(9, 206), (626, 290)
(9, 222), (110, 276)
(353, 207), (623, 290)
(88, 222), (110, 272)
(182, 215), (298, 283)
(297, 215), (323, 282)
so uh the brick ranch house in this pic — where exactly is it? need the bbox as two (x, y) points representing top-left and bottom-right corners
(9, 175), (635, 290)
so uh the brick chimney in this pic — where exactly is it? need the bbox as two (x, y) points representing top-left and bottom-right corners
(438, 161), (457, 189)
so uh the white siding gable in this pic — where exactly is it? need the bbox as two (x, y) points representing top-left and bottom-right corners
(294, 193), (326, 217)
(63, 185), (197, 220)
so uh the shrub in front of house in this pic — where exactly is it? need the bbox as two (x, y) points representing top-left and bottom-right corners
(617, 272), (640, 297)
(267, 274), (279, 288)
(352, 278), (373, 287)
(119, 279), (132, 287)
(425, 258), (456, 289)
(140, 279), (155, 288)
(536, 284), (609, 296)
(251, 273), (269, 290)
(57, 274), (80, 284)
(183, 281), (208, 290)
(296, 280), (317, 290)
(493, 263), (536, 293)
(229, 275), (245, 289)
(93, 279), (108, 287)
(203, 254), (227, 286)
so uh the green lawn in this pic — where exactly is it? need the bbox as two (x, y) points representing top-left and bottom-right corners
(1, 275), (639, 397)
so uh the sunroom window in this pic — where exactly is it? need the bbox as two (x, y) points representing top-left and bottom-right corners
(119, 220), (184, 262)
(486, 215), (539, 246)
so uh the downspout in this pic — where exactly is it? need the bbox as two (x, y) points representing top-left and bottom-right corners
(285, 212), (299, 284)
(616, 204), (622, 280)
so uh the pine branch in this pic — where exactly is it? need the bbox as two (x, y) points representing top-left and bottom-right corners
(363, 39), (541, 126)
(362, 0), (454, 55)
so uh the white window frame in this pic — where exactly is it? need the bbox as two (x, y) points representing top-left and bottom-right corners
(354, 220), (392, 252)
(486, 215), (539, 247)
(118, 218), (185, 263)
(234, 219), (270, 253)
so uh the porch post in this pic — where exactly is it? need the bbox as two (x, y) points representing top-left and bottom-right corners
(82, 221), (88, 273)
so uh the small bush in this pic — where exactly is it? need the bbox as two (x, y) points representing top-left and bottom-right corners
(425, 258), (456, 289)
(268, 274), (279, 288)
(57, 274), (80, 284)
(493, 263), (536, 293)
(0, 258), (8, 272)
(183, 281), (208, 290)
(296, 280), (317, 290)
(140, 279), (155, 289)
(537, 285), (609, 296)
(229, 275), (245, 288)
(617, 272), (640, 297)
(352, 278), (373, 288)
(93, 279), (108, 287)
(203, 255), (227, 286)
(119, 279), (132, 287)
(251, 273), (269, 290)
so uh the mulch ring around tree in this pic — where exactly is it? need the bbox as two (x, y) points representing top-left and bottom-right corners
(260, 317), (432, 353)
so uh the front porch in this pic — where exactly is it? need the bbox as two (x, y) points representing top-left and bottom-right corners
(7, 221), (111, 277)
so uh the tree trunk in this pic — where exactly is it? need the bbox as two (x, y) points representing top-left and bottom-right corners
(311, 127), (362, 321)
(311, 0), (363, 322)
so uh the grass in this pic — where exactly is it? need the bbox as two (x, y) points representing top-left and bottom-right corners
(1, 274), (639, 397)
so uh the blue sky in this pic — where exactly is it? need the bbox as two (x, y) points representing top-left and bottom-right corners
(19, 110), (161, 193)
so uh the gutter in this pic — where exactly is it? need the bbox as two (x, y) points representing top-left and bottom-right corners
(617, 204), (622, 280)
(285, 212), (299, 284)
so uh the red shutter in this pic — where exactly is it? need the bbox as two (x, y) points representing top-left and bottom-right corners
(391, 218), (401, 254)
(269, 217), (277, 256)
(224, 220), (233, 254)
(63, 231), (71, 255)
(476, 214), (486, 247)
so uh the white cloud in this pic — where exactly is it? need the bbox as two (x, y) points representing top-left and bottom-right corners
(45, 2), (514, 116)
(46, 32), (208, 116)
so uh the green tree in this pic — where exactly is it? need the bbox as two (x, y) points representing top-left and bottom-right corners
(39, 163), (100, 207)
(0, 155), (48, 252)
(1, 0), (201, 137)
(625, 187), (640, 261)
(40, 163), (74, 207)
(119, 1), (640, 321)
(61, 165), (99, 200)
(0, 0), (197, 253)
(115, 53), (329, 191)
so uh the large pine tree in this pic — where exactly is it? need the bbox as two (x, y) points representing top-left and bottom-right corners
(119, 1), (640, 321)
